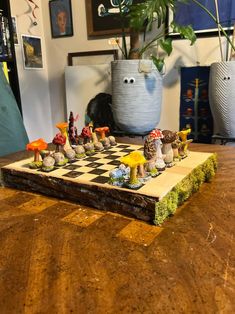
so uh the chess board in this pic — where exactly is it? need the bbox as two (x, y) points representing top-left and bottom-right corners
(15, 144), (144, 186)
(1, 143), (215, 224)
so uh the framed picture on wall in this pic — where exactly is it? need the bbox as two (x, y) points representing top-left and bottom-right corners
(168, 0), (235, 38)
(85, 0), (142, 36)
(21, 35), (43, 70)
(49, 0), (73, 38)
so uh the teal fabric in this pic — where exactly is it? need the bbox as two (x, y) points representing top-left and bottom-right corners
(0, 64), (29, 156)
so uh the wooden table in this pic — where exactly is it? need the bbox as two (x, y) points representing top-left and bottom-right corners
(0, 142), (234, 313)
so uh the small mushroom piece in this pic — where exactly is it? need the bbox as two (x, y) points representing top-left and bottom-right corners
(81, 126), (92, 143)
(43, 156), (55, 167)
(52, 133), (66, 152)
(42, 156), (55, 172)
(53, 152), (67, 166)
(84, 143), (95, 156)
(74, 145), (86, 158)
(161, 130), (177, 166)
(94, 141), (104, 151)
(177, 128), (193, 156)
(65, 149), (76, 160)
(109, 135), (117, 146)
(100, 137), (111, 149)
(26, 138), (48, 165)
(149, 129), (165, 171)
(84, 143), (94, 151)
(95, 127), (109, 140)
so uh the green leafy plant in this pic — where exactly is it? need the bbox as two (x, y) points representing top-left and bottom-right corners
(114, 0), (235, 71)
(114, 0), (197, 71)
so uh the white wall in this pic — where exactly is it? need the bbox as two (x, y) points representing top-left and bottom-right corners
(160, 37), (227, 131)
(10, 0), (53, 142)
(12, 0), (227, 138)
(41, 0), (114, 136)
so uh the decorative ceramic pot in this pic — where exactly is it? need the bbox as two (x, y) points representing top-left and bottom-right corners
(111, 60), (162, 134)
(209, 61), (235, 137)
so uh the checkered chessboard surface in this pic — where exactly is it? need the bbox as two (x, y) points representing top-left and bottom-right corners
(2, 144), (214, 199)
(24, 144), (144, 186)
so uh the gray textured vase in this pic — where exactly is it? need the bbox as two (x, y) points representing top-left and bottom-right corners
(111, 60), (162, 134)
(209, 61), (235, 137)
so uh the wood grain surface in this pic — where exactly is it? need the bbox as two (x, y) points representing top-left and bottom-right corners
(0, 141), (234, 313)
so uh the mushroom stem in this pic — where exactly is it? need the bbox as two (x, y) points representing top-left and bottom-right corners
(34, 149), (40, 162)
(129, 166), (138, 185)
(100, 131), (106, 139)
(59, 127), (71, 151)
(162, 143), (173, 164)
(92, 132), (98, 143)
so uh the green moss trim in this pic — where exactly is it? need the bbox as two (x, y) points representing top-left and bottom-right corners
(154, 154), (217, 225)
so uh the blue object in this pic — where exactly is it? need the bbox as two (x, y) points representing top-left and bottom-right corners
(175, 0), (235, 31)
(180, 66), (213, 143)
(0, 64), (29, 156)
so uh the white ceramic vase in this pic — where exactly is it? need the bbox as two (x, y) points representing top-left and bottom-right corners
(209, 61), (235, 137)
(111, 60), (162, 134)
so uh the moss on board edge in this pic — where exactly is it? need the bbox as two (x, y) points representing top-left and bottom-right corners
(154, 154), (217, 225)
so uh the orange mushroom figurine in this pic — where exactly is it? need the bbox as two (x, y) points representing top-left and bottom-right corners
(26, 138), (48, 169)
(94, 127), (109, 140)
(56, 122), (71, 151)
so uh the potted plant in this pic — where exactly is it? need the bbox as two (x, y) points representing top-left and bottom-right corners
(189, 0), (235, 138)
(109, 0), (197, 134)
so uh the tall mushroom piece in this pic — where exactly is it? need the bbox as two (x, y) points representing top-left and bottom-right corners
(120, 151), (146, 188)
(52, 133), (66, 152)
(56, 122), (71, 151)
(161, 130), (177, 167)
(26, 138), (48, 168)
(149, 129), (166, 171)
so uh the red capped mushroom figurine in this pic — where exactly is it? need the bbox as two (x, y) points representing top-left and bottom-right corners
(81, 126), (92, 144)
(52, 133), (66, 152)
(149, 129), (166, 171)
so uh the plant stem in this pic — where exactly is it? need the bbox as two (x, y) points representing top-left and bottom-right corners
(214, 0), (223, 61)
(118, 0), (128, 59)
(139, 32), (164, 57)
(115, 39), (127, 58)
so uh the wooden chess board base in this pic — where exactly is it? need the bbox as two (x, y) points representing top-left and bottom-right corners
(1, 145), (217, 225)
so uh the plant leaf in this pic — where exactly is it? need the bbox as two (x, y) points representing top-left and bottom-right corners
(128, 0), (175, 31)
(171, 21), (196, 45)
(159, 38), (173, 56)
(151, 55), (165, 73)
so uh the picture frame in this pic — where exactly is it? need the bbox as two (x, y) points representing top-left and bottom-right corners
(168, 0), (235, 38)
(21, 35), (43, 70)
(49, 0), (73, 38)
(85, 0), (141, 37)
(67, 49), (118, 66)
(65, 49), (118, 133)
(11, 16), (19, 45)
